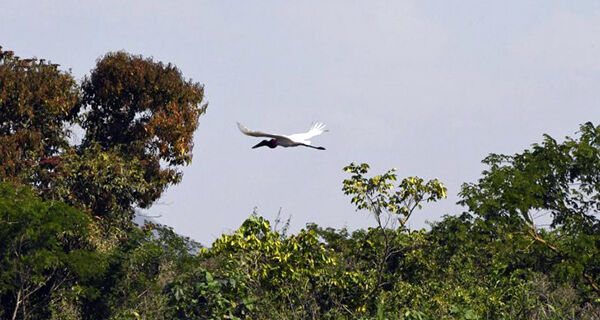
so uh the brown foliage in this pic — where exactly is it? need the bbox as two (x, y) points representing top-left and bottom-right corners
(1, 47), (207, 226)
(81, 51), (207, 166)
(0, 47), (79, 184)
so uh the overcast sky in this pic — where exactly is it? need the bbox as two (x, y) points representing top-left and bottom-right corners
(2, 1), (599, 245)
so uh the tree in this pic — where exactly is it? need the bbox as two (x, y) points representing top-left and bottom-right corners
(343, 163), (447, 231)
(48, 145), (158, 224)
(0, 47), (79, 186)
(84, 223), (203, 320)
(460, 122), (600, 232)
(459, 122), (600, 294)
(1, 47), (207, 228)
(80, 52), (207, 210)
(342, 163), (447, 306)
(202, 215), (343, 319)
(0, 182), (103, 320)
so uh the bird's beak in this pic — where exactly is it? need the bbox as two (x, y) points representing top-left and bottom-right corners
(252, 140), (269, 149)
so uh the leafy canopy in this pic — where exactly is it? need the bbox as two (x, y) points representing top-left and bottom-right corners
(460, 122), (600, 232)
(0, 47), (79, 185)
(343, 162), (447, 229)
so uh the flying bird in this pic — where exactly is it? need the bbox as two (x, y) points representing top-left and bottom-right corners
(237, 122), (328, 150)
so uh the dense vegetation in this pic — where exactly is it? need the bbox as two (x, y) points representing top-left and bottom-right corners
(0, 47), (599, 319)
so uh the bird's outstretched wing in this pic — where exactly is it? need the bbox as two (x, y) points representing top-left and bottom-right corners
(237, 122), (286, 139)
(287, 122), (328, 142)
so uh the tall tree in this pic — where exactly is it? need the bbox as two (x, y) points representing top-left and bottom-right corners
(460, 122), (600, 232)
(1, 47), (207, 225)
(0, 47), (79, 186)
(80, 52), (207, 207)
(459, 122), (600, 293)
(342, 163), (447, 304)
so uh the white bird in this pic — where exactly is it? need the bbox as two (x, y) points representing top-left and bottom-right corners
(237, 122), (328, 150)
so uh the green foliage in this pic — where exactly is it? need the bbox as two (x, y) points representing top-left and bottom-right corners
(459, 122), (600, 295)
(48, 144), (154, 222)
(342, 163), (448, 307)
(343, 163), (447, 229)
(202, 215), (345, 319)
(2, 46), (599, 319)
(0, 182), (102, 320)
(167, 268), (243, 320)
(460, 122), (600, 232)
(0, 46), (208, 319)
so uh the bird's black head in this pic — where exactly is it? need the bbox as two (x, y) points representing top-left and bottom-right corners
(252, 139), (277, 149)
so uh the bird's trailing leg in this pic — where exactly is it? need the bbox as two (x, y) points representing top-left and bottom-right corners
(302, 144), (326, 150)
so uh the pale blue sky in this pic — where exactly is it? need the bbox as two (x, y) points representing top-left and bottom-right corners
(2, 1), (599, 245)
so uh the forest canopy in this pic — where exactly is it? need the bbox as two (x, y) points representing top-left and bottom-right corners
(0, 47), (599, 320)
